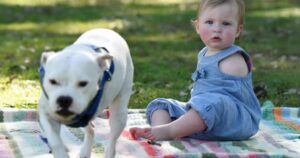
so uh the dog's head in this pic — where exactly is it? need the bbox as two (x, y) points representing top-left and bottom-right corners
(40, 46), (112, 124)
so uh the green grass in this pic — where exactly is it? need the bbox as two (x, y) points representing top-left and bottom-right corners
(0, 0), (299, 109)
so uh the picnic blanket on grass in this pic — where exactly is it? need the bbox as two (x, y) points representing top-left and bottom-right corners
(0, 100), (300, 158)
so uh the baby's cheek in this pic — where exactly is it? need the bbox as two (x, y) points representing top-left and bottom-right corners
(199, 28), (210, 43)
(223, 31), (236, 43)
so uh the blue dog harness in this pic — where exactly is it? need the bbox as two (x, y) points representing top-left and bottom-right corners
(39, 44), (114, 128)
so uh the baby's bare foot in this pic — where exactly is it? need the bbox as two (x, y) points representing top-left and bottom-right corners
(130, 124), (175, 141)
(129, 127), (155, 140)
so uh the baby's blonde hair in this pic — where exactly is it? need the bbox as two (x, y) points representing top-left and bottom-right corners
(193, 0), (245, 26)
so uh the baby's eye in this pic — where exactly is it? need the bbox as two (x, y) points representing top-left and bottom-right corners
(49, 79), (59, 86)
(78, 81), (88, 88)
(205, 20), (213, 24)
(222, 22), (231, 26)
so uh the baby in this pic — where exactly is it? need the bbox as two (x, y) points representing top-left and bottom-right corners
(130, 0), (261, 141)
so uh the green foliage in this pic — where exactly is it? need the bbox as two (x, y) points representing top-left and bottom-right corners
(0, 0), (299, 109)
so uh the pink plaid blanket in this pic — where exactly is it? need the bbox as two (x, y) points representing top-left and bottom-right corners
(1, 101), (300, 157)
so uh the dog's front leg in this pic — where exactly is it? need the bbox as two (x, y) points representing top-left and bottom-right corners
(78, 122), (94, 158)
(39, 113), (69, 158)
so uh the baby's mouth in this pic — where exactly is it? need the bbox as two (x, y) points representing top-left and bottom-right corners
(211, 36), (221, 42)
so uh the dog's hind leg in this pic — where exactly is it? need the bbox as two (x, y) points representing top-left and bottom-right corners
(105, 94), (129, 158)
(79, 122), (95, 158)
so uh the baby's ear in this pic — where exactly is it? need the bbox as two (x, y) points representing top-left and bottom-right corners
(40, 51), (56, 66)
(97, 54), (113, 70)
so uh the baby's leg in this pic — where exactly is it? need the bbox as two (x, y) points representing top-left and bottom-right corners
(151, 109), (172, 126)
(149, 109), (206, 140)
(130, 110), (171, 140)
(131, 109), (207, 141)
(130, 98), (189, 140)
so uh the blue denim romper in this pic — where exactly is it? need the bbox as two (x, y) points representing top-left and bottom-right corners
(146, 45), (261, 140)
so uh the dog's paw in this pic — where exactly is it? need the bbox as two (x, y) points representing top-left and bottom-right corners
(52, 149), (69, 158)
(78, 151), (91, 158)
(77, 155), (90, 158)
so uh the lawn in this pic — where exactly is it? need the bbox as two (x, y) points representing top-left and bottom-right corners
(0, 0), (299, 109)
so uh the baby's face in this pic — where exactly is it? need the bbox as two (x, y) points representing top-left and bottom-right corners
(196, 2), (243, 54)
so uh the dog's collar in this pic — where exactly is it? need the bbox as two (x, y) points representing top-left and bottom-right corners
(39, 44), (114, 128)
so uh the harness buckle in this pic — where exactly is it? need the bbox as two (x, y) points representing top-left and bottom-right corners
(105, 70), (113, 81)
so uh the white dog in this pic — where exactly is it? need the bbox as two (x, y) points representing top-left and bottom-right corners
(38, 28), (133, 158)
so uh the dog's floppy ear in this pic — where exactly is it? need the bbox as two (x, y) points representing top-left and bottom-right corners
(97, 54), (113, 70)
(40, 51), (55, 66)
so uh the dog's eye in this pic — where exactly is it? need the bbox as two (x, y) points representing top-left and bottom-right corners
(49, 79), (59, 85)
(78, 81), (88, 87)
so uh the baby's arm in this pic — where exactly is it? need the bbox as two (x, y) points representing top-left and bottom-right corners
(219, 53), (248, 77)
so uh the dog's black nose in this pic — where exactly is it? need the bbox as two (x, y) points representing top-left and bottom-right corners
(57, 96), (73, 109)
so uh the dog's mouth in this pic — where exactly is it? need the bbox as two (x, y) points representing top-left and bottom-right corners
(56, 109), (75, 117)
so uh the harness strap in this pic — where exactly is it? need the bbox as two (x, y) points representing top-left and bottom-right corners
(39, 66), (48, 99)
